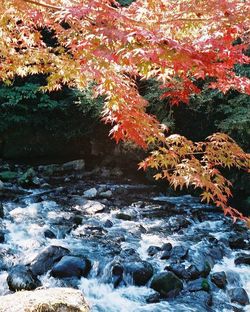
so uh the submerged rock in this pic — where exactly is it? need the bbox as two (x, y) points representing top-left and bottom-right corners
(51, 256), (91, 278)
(7, 265), (41, 291)
(0, 287), (89, 312)
(29, 245), (70, 276)
(151, 272), (183, 297)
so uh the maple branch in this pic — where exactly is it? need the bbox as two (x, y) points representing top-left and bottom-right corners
(22, 0), (61, 10)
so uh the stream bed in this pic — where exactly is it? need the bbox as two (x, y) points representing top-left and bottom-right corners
(0, 161), (249, 311)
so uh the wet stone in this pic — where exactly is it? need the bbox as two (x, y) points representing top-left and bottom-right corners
(211, 272), (227, 289)
(51, 255), (91, 279)
(7, 265), (41, 291)
(147, 246), (161, 257)
(235, 254), (250, 266)
(29, 245), (70, 276)
(187, 278), (211, 292)
(124, 261), (154, 286)
(44, 229), (56, 239)
(170, 245), (188, 260)
(228, 288), (250, 306)
(151, 271), (183, 298)
(103, 219), (113, 228)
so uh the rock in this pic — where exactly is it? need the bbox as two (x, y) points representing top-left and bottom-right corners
(104, 219), (113, 228)
(51, 256), (91, 278)
(44, 229), (56, 239)
(161, 243), (173, 251)
(211, 272), (227, 289)
(75, 200), (105, 214)
(0, 203), (4, 218)
(184, 291), (213, 308)
(228, 288), (249, 306)
(18, 168), (36, 186)
(170, 245), (188, 260)
(120, 248), (141, 262)
(0, 171), (18, 182)
(165, 264), (200, 281)
(83, 188), (97, 199)
(168, 216), (192, 231)
(146, 292), (161, 303)
(7, 265), (41, 291)
(109, 262), (124, 288)
(99, 190), (112, 198)
(0, 180), (4, 190)
(29, 245), (70, 276)
(184, 265), (201, 280)
(62, 159), (85, 171)
(0, 230), (5, 243)
(235, 254), (250, 266)
(124, 261), (153, 286)
(147, 246), (161, 257)
(187, 278), (211, 292)
(151, 272), (183, 297)
(116, 213), (132, 221)
(0, 287), (89, 312)
(229, 234), (247, 249)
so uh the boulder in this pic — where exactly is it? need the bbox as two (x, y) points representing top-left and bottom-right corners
(51, 256), (91, 278)
(103, 219), (113, 228)
(229, 234), (247, 249)
(83, 188), (97, 199)
(124, 261), (153, 286)
(62, 159), (85, 171)
(150, 272), (183, 297)
(44, 229), (56, 239)
(165, 264), (200, 281)
(116, 213), (132, 221)
(0, 230), (5, 243)
(75, 200), (105, 215)
(7, 265), (41, 291)
(0, 203), (4, 218)
(147, 246), (161, 257)
(0, 171), (18, 182)
(170, 245), (188, 260)
(228, 288), (249, 306)
(29, 245), (70, 276)
(211, 272), (227, 289)
(18, 168), (36, 186)
(0, 287), (89, 312)
(235, 254), (250, 266)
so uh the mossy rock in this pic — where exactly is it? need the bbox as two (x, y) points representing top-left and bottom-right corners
(0, 171), (18, 182)
(151, 272), (183, 297)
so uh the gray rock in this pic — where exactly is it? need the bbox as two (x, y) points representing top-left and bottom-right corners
(7, 265), (41, 291)
(151, 271), (183, 297)
(29, 245), (70, 276)
(62, 159), (85, 171)
(228, 288), (249, 305)
(51, 255), (91, 278)
(99, 190), (112, 198)
(83, 188), (98, 199)
(147, 246), (161, 257)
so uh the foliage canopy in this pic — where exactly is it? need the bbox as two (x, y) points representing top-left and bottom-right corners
(0, 0), (250, 222)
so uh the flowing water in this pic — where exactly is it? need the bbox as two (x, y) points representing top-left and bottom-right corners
(0, 168), (249, 312)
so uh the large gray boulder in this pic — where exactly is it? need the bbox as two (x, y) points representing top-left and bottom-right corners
(0, 287), (89, 312)
(29, 245), (70, 276)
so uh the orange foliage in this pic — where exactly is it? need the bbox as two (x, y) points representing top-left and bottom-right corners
(0, 0), (249, 222)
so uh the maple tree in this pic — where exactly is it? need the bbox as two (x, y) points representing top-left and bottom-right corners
(0, 0), (249, 223)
